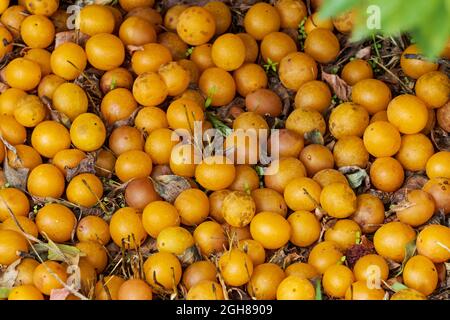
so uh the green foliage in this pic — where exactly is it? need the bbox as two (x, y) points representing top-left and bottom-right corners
(109, 76), (117, 90)
(185, 47), (194, 57)
(204, 86), (217, 109)
(355, 231), (361, 245)
(0, 287), (10, 299)
(395, 239), (416, 277)
(206, 112), (232, 137)
(315, 279), (323, 300)
(297, 17), (307, 49)
(391, 282), (409, 293)
(319, 0), (450, 58)
(345, 168), (368, 189)
(263, 58), (278, 73)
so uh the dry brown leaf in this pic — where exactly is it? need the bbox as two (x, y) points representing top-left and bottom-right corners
(0, 137), (29, 190)
(368, 189), (394, 205)
(66, 152), (97, 182)
(112, 107), (142, 130)
(66, 264), (82, 291)
(355, 46), (372, 59)
(346, 236), (375, 268)
(228, 287), (251, 300)
(269, 75), (292, 118)
(80, 207), (105, 217)
(151, 165), (173, 179)
(55, 31), (89, 48)
(436, 263), (447, 287)
(49, 288), (71, 300)
(3, 162), (29, 190)
(0, 258), (21, 288)
(404, 174), (429, 190)
(432, 126), (450, 151)
(42, 96), (71, 128)
(322, 71), (352, 101)
(177, 246), (200, 266)
(138, 237), (158, 257)
(152, 175), (192, 203)
(215, 96), (245, 122)
(436, 101), (450, 132)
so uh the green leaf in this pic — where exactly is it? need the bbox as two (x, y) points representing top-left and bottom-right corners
(109, 76), (117, 90)
(204, 86), (217, 109)
(395, 239), (416, 277)
(185, 47), (194, 57)
(49, 244), (84, 261)
(413, 6), (450, 58)
(304, 129), (324, 145)
(204, 97), (213, 109)
(355, 231), (361, 245)
(391, 282), (409, 293)
(378, 1), (432, 34)
(315, 279), (322, 300)
(320, 0), (450, 59)
(206, 112), (232, 137)
(0, 287), (10, 299)
(255, 165), (265, 177)
(318, 0), (360, 19)
(263, 58), (278, 73)
(298, 16), (307, 29)
(345, 168), (368, 189)
(34, 243), (85, 262)
(243, 182), (251, 195)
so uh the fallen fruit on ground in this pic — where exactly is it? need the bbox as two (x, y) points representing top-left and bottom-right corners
(0, 0), (448, 302)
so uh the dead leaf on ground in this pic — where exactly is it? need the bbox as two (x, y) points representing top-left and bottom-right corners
(0, 258), (21, 288)
(304, 129), (324, 145)
(55, 31), (89, 48)
(268, 245), (310, 268)
(346, 236), (375, 268)
(111, 107), (143, 131)
(215, 96), (245, 122)
(339, 166), (370, 191)
(66, 264), (82, 291)
(0, 137), (29, 190)
(138, 237), (158, 257)
(42, 96), (71, 128)
(228, 287), (251, 300)
(368, 189), (394, 205)
(321, 71), (352, 101)
(50, 288), (71, 300)
(404, 174), (429, 190)
(152, 175), (192, 203)
(66, 152), (97, 182)
(269, 75), (292, 118)
(151, 165), (173, 179)
(432, 126), (450, 151)
(355, 46), (372, 59)
(178, 246), (200, 266)
(79, 206), (105, 217)
(3, 161), (29, 191)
